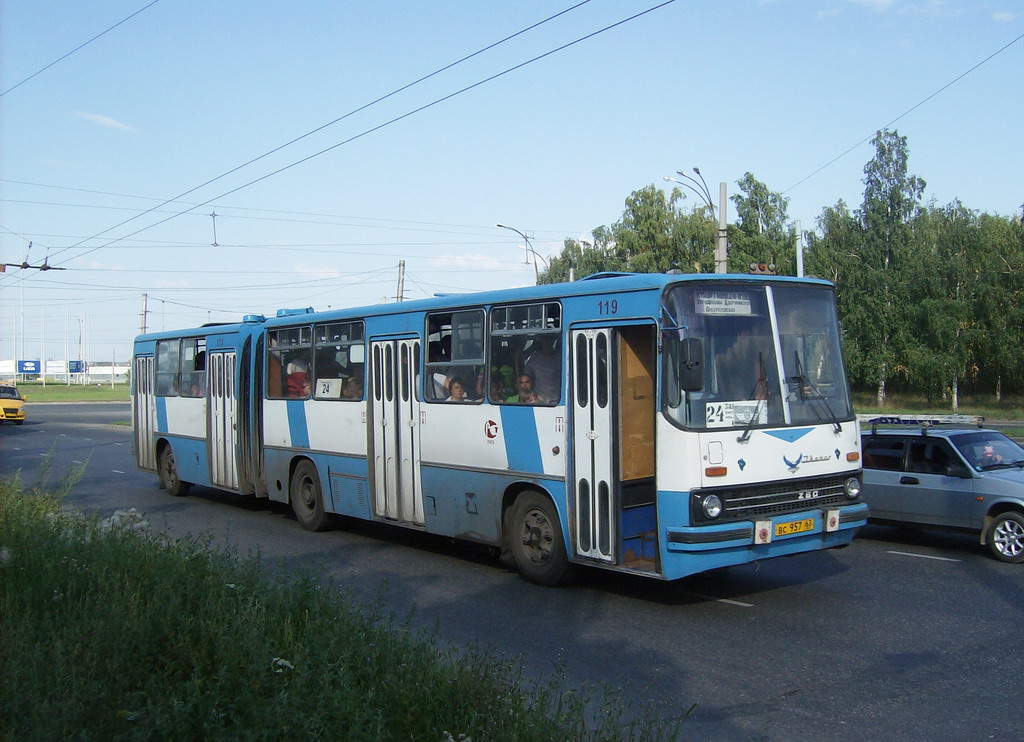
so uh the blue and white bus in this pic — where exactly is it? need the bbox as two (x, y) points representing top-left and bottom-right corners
(132, 272), (868, 585)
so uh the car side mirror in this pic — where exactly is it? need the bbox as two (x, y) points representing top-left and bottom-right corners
(945, 463), (971, 479)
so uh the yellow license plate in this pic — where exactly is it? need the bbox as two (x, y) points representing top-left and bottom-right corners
(775, 518), (815, 537)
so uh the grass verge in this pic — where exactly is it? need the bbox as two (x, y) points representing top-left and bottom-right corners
(13, 382), (131, 403)
(0, 471), (681, 742)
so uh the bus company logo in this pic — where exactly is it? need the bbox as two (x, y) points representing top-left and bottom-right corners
(783, 453), (803, 472)
(484, 420), (499, 440)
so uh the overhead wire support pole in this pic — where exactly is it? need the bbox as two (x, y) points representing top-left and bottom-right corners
(496, 223), (540, 283)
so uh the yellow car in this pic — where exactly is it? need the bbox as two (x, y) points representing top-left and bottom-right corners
(0, 385), (26, 425)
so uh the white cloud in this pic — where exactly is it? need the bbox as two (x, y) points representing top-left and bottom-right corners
(72, 111), (136, 131)
(993, 11), (1016, 21)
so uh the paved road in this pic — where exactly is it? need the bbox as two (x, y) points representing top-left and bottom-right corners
(3, 403), (1023, 740)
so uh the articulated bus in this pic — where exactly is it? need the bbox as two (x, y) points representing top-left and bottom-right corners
(132, 272), (868, 585)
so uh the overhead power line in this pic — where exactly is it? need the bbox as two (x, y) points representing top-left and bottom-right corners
(0, 0), (162, 98)
(43, 0), (677, 270)
(38, 1), (597, 264)
(785, 30), (1024, 195)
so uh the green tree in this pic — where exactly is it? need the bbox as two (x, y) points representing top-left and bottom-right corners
(853, 129), (926, 405)
(540, 185), (717, 283)
(729, 172), (796, 275)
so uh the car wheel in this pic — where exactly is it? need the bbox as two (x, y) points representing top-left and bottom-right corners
(986, 512), (1024, 564)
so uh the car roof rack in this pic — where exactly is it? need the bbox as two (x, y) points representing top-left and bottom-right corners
(856, 413), (986, 436)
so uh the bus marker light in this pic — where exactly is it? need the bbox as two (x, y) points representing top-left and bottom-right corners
(705, 466), (727, 477)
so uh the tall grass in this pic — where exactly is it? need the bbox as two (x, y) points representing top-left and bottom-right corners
(0, 475), (681, 741)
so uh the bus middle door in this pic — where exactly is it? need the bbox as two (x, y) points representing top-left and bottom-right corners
(570, 328), (616, 563)
(370, 338), (424, 525)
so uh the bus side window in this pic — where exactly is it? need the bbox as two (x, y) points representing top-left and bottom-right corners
(426, 310), (484, 403)
(155, 339), (180, 396)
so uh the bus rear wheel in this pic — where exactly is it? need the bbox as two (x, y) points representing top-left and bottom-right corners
(290, 460), (332, 532)
(509, 492), (572, 586)
(158, 444), (190, 497)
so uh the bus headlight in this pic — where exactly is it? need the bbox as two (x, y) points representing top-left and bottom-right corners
(702, 494), (723, 519)
(844, 477), (861, 500)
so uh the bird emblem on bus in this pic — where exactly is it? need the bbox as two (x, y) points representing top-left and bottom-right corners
(784, 453), (803, 472)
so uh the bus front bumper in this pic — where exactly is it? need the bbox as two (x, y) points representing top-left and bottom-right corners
(665, 502), (870, 553)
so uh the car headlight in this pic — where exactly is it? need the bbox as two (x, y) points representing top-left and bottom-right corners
(702, 494), (723, 519)
(844, 477), (861, 500)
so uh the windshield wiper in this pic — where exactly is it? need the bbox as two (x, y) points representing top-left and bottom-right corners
(737, 353), (768, 443)
(791, 351), (842, 433)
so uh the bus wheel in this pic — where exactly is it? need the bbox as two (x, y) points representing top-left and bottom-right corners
(510, 492), (572, 586)
(158, 445), (190, 497)
(290, 460), (331, 532)
(987, 512), (1024, 563)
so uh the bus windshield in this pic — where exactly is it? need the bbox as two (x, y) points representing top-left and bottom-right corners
(662, 283), (852, 431)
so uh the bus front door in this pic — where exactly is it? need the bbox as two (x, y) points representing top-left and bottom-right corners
(209, 351), (239, 490)
(570, 328), (616, 563)
(370, 338), (424, 525)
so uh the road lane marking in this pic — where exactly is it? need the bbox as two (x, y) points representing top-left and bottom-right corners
(685, 592), (754, 607)
(112, 470), (126, 474)
(887, 550), (961, 562)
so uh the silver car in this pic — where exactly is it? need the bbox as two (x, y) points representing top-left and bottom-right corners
(861, 427), (1024, 563)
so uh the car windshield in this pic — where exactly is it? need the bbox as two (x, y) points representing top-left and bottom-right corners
(0, 387), (22, 400)
(950, 431), (1024, 471)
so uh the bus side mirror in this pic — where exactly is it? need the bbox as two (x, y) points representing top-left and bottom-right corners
(679, 338), (704, 392)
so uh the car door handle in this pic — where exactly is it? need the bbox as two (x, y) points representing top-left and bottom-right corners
(900, 476), (920, 485)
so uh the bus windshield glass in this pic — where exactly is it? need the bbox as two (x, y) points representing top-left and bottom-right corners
(662, 283), (852, 431)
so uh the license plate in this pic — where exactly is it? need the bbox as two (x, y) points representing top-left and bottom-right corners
(775, 518), (815, 537)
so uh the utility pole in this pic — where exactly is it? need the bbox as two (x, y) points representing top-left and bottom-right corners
(795, 220), (804, 277)
(395, 261), (406, 302)
(140, 293), (149, 333)
(716, 182), (728, 274)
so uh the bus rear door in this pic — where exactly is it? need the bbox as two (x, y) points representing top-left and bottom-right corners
(370, 338), (424, 525)
(208, 350), (239, 490)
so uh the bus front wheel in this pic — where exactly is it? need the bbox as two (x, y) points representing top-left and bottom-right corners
(509, 492), (572, 586)
(158, 445), (190, 497)
(290, 460), (331, 532)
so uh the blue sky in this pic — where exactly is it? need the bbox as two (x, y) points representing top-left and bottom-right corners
(1, 0), (1021, 363)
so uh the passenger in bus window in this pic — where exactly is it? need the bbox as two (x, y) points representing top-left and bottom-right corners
(285, 354), (311, 398)
(316, 349), (345, 379)
(342, 376), (363, 400)
(446, 377), (468, 402)
(286, 371), (310, 398)
(523, 336), (560, 403)
(506, 373), (542, 403)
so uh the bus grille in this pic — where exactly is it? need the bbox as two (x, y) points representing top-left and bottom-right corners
(691, 474), (855, 524)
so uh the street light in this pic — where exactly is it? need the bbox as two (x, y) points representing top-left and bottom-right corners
(496, 223), (546, 282)
(662, 167), (729, 274)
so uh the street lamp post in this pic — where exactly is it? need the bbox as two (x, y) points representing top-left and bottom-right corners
(496, 223), (546, 282)
(662, 167), (729, 274)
